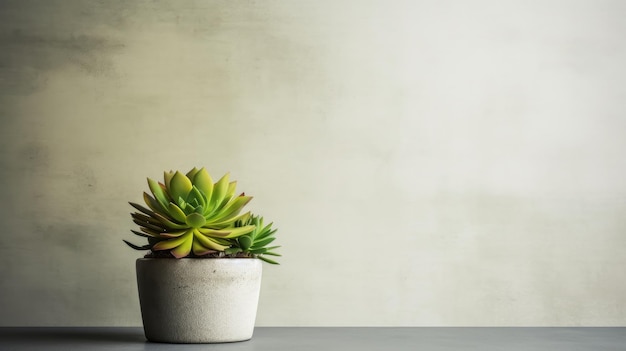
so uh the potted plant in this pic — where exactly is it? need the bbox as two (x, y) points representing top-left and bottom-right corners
(124, 167), (279, 343)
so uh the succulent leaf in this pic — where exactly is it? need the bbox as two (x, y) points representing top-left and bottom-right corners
(169, 171), (193, 203)
(140, 227), (163, 237)
(187, 186), (206, 209)
(193, 229), (230, 251)
(257, 256), (279, 265)
(132, 213), (164, 227)
(192, 168), (214, 202)
(143, 192), (164, 213)
(208, 211), (251, 228)
(213, 195), (252, 220)
(123, 240), (152, 250)
(219, 182), (238, 209)
(253, 227), (276, 242)
(250, 236), (276, 249)
(129, 202), (155, 216)
(152, 212), (187, 230)
(238, 235), (252, 250)
(133, 219), (164, 233)
(170, 232), (193, 258)
(263, 251), (282, 257)
(209, 173), (230, 211)
(131, 230), (155, 238)
(167, 202), (187, 223)
(152, 230), (192, 251)
(192, 240), (216, 256)
(196, 227), (231, 236)
(185, 212), (207, 228)
(185, 167), (200, 181)
(221, 225), (256, 238)
(131, 212), (151, 222)
(164, 171), (175, 190)
(158, 230), (187, 238)
(147, 178), (170, 209)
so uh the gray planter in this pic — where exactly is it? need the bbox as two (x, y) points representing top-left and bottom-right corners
(136, 258), (262, 343)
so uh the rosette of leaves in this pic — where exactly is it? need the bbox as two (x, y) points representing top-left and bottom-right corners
(124, 167), (257, 258)
(226, 213), (281, 264)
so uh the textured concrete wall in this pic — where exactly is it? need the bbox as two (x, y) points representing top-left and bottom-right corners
(1, 0), (625, 326)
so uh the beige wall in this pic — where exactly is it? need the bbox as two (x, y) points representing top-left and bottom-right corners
(1, 0), (625, 326)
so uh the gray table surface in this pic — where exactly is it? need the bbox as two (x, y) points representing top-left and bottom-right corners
(0, 327), (625, 350)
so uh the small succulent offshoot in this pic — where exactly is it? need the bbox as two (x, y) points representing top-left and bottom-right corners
(124, 167), (280, 264)
(227, 213), (280, 265)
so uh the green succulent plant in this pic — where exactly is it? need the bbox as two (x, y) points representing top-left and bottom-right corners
(226, 213), (280, 264)
(124, 167), (280, 263)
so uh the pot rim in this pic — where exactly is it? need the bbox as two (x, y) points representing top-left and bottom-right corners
(136, 257), (261, 261)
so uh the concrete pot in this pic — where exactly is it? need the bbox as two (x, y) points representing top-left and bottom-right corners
(136, 258), (262, 343)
